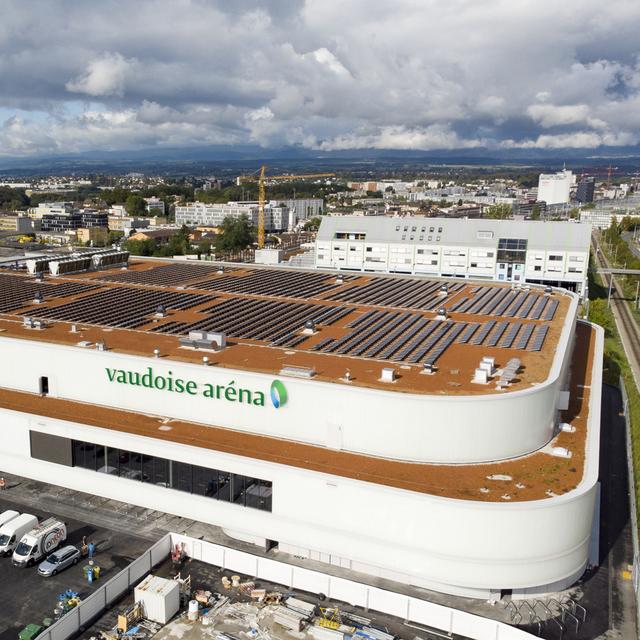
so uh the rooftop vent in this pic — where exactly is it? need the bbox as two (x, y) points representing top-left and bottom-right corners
(473, 368), (489, 384)
(560, 422), (576, 433)
(179, 330), (226, 351)
(438, 283), (449, 295)
(279, 365), (315, 379)
(96, 341), (106, 351)
(550, 446), (571, 458)
(33, 291), (43, 304)
(70, 324), (78, 333)
(380, 367), (397, 383)
(155, 304), (167, 318)
(544, 286), (553, 295)
(335, 275), (344, 285)
(217, 266), (225, 274)
(153, 348), (161, 358)
(303, 319), (316, 335)
(422, 363), (436, 375)
(436, 307), (448, 320)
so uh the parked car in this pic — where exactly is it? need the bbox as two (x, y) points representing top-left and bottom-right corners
(37, 545), (80, 577)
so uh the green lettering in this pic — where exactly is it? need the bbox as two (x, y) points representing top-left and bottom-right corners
(216, 384), (224, 399)
(175, 379), (185, 393)
(115, 370), (127, 383)
(105, 368), (117, 382)
(203, 383), (215, 398)
(126, 371), (140, 386)
(224, 381), (237, 402)
(185, 380), (198, 395)
(253, 391), (265, 407)
(141, 367), (153, 388)
(239, 388), (251, 404)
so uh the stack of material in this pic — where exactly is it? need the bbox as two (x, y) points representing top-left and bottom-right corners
(273, 605), (308, 632)
(285, 597), (317, 617)
(310, 625), (344, 640)
(354, 628), (395, 640)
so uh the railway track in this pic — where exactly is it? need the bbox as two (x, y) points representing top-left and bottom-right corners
(594, 239), (640, 376)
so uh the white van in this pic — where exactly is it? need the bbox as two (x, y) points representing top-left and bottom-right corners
(12, 518), (67, 567)
(0, 510), (19, 530)
(0, 513), (38, 556)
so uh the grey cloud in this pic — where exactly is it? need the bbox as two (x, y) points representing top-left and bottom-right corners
(0, 0), (639, 156)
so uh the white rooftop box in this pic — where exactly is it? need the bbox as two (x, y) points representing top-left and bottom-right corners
(134, 574), (179, 624)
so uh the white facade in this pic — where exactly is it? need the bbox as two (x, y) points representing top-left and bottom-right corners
(537, 170), (573, 205)
(0, 314), (602, 599)
(175, 201), (290, 232)
(315, 216), (591, 295)
(274, 198), (323, 224)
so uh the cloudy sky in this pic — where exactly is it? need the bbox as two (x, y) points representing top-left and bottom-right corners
(1, 0), (639, 156)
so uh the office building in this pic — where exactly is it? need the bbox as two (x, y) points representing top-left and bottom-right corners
(315, 216), (591, 296)
(537, 170), (573, 205)
(576, 178), (595, 204)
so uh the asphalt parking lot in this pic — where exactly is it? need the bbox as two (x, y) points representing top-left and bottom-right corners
(0, 495), (152, 640)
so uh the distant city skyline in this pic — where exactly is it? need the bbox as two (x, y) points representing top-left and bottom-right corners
(1, 0), (639, 158)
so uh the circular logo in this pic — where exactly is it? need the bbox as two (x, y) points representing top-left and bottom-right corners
(270, 380), (288, 408)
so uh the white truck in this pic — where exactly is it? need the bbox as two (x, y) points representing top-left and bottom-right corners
(12, 517), (67, 567)
(0, 510), (19, 529)
(0, 513), (38, 556)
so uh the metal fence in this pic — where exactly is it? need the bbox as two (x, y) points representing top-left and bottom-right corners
(36, 534), (171, 640)
(619, 377), (640, 631)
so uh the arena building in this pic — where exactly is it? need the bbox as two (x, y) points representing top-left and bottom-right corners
(0, 258), (602, 600)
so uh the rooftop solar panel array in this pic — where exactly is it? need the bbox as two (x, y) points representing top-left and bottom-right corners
(0, 273), (98, 314)
(528, 325), (549, 352)
(327, 277), (464, 311)
(22, 287), (208, 329)
(193, 269), (352, 299)
(94, 262), (226, 287)
(148, 296), (349, 345)
(457, 285), (556, 320)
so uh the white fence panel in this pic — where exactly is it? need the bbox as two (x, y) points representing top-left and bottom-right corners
(79, 590), (107, 625)
(367, 588), (407, 619)
(201, 541), (225, 567)
(327, 576), (368, 608)
(257, 556), (292, 586)
(292, 567), (331, 595)
(407, 598), (453, 633)
(105, 568), (129, 603)
(129, 553), (151, 583)
(225, 547), (259, 576)
(151, 536), (172, 565)
(49, 611), (79, 640)
(452, 610), (501, 640)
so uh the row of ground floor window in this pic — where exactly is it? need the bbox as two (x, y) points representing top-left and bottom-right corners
(29, 430), (272, 512)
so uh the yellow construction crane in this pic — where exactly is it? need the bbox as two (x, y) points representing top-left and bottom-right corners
(237, 166), (335, 248)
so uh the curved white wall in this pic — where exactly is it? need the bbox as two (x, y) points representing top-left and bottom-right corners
(0, 292), (577, 464)
(0, 320), (601, 599)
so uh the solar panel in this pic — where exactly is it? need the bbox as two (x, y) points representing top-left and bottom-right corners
(472, 320), (496, 345)
(458, 322), (480, 344)
(408, 322), (454, 363)
(528, 325), (549, 352)
(543, 299), (559, 321)
(485, 321), (508, 347)
(515, 324), (535, 350)
(500, 322), (522, 349)
(423, 322), (467, 366)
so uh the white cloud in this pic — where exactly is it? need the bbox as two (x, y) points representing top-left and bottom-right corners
(0, 0), (638, 155)
(66, 52), (133, 97)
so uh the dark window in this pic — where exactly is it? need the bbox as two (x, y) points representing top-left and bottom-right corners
(170, 461), (192, 493)
(39, 376), (49, 395)
(67, 440), (271, 511)
(497, 238), (528, 263)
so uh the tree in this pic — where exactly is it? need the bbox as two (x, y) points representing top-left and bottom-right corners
(215, 215), (254, 252)
(485, 203), (512, 219)
(304, 217), (322, 231)
(123, 238), (157, 256)
(530, 204), (541, 220)
(166, 225), (191, 256)
(125, 195), (147, 216)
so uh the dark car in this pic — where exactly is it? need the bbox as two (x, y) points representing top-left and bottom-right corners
(37, 545), (80, 577)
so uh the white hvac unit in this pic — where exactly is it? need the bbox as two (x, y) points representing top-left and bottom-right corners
(134, 575), (179, 623)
